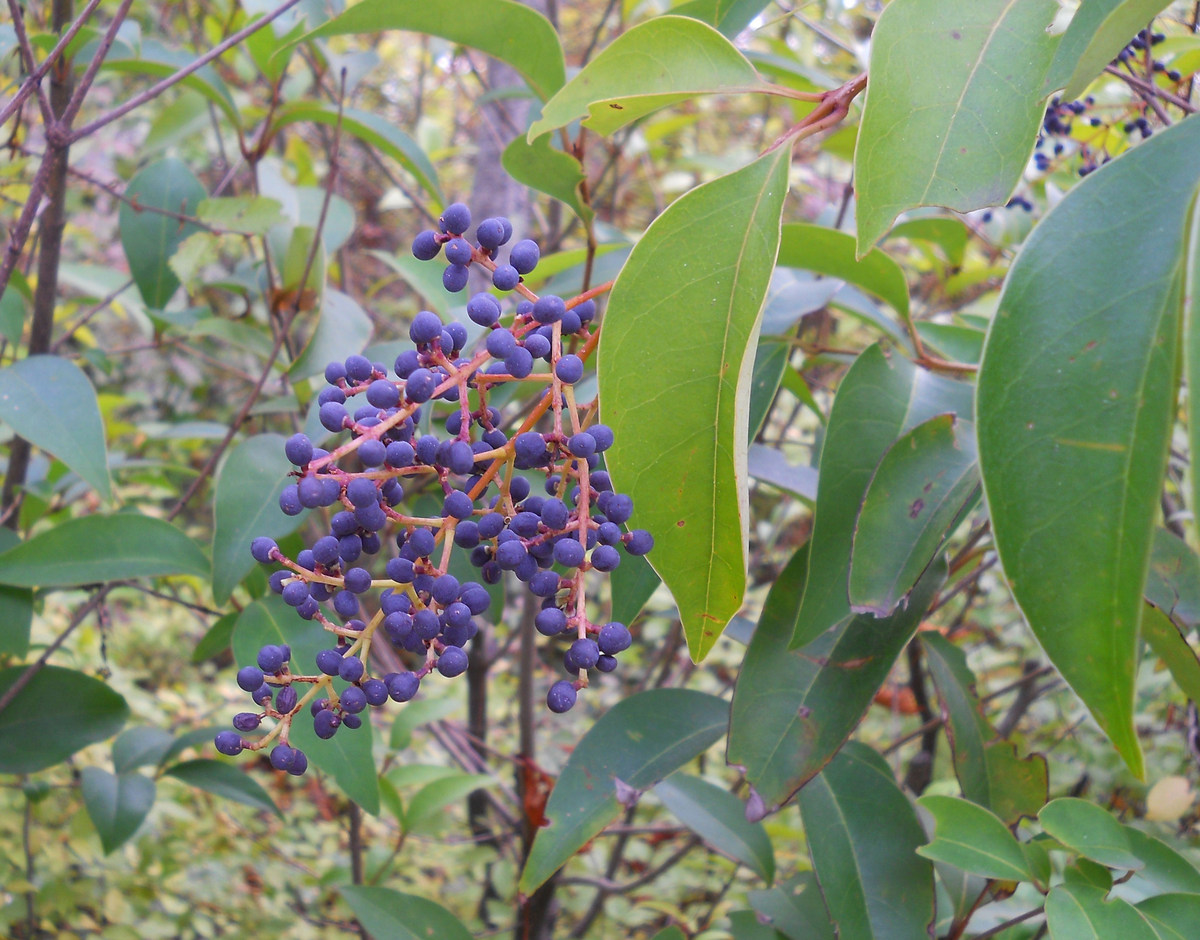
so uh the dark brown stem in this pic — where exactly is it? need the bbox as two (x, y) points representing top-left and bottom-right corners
(903, 640), (938, 794)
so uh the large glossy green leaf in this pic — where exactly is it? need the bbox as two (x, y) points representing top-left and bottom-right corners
(119, 158), (207, 308)
(922, 632), (1047, 824)
(1040, 799), (1143, 871)
(528, 16), (767, 142)
(977, 114), (1200, 780)
(850, 414), (979, 616)
(916, 795), (1036, 883)
(1142, 604), (1200, 705)
(272, 103), (442, 203)
(339, 885), (473, 940)
(855, 0), (1060, 251)
(1045, 0), (1175, 100)
(80, 768), (156, 854)
(1137, 894), (1200, 940)
(303, 0), (565, 101)
(1123, 828), (1200, 895)
(0, 666), (129, 773)
(0, 529), (32, 658)
(1145, 529), (1200, 629)
(163, 759), (280, 818)
(232, 598), (379, 814)
(798, 742), (935, 940)
(0, 513), (208, 588)
(112, 726), (174, 774)
(518, 689), (728, 893)
(0, 354), (112, 500)
(777, 223), (910, 322)
(654, 772), (775, 883)
(728, 542), (945, 810)
(211, 434), (305, 604)
(600, 148), (789, 660)
(792, 343), (972, 649)
(1045, 883), (1159, 940)
(501, 135), (592, 227)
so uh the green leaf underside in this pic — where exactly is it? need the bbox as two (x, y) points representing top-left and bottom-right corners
(164, 759), (281, 818)
(600, 148), (789, 661)
(777, 223), (910, 319)
(518, 689), (728, 894)
(0, 354), (112, 500)
(792, 343), (972, 649)
(798, 742), (935, 940)
(119, 158), (207, 308)
(728, 542), (946, 809)
(1039, 798), (1144, 870)
(501, 135), (593, 227)
(80, 768), (156, 854)
(1046, 0), (1176, 100)
(1045, 883), (1159, 940)
(528, 16), (766, 142)
(232, 598), (380, 814)
(0, 666), (129, 774)
(850, 413), (979, 616)
(653, 772), (775, 883)
(339, 885), (474, 940)
(917, 795), (1034, 882)
(922, 631), (1047, 824)
(302, 0), (565, 102)
(977, 114), (1200, 780)
(855, 0), (1061, 252)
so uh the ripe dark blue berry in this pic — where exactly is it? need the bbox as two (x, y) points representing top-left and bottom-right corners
(444, 237), (473, 265)
(492, 264), (520, 291)
(251, 537), (277, 564)
(412, 230), (442, 260)
(509, 239), (540, 274)
(438, 646), (469, 677)
(439, 202), (471, 235)
(547, 680), (577, 713)
(237, 666), (265, 692)
(215, 731), (244, 756)
(285, 433), (314, 466)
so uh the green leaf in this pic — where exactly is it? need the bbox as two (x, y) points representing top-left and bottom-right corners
(303, 0), (565, 101)
(600, 148), (790, 660)
(649, 928), (689, 940)
(1137, 894), (1200, 940)
(609, 550), (661, 628)
(369, 251), (451, 318)
(195, 195), (287, 235)
(1065, 858), (1115, 893)
(112, 726), (174, 774)
(0, 513), (209, 588)
(748, 340), (790, 441)
(232, 597), (380, 814)
(671, 0), (773, 37)
(886, 217), (970, 267)
(287, 289), (373, 382)
(101, 39), (238, 127)
(1142, 604), (1200, 705)
(977, 115), (1200, 780)
(653, 772), (775, 883)
(338, 885), (473, 940)
(0, 528), (32, 657)
(746, 873), (835, 940)
(80, 768), (156, 854)
(0, 354), (112, 500)
(272, 103), (442, 204)
(1145, 529), (1200, 629)
(850, 414), (979, 616)
(798, 742), (935, 940)
(747, 445), (818, 503)
(728, 542), (945, 809)
(404, 773), (494, 834)
(0, 665), (129, 773)
(501, 135), (592, 227)
(0, 282), (27, 344)
(777, 223), (911, 321)
(855, 0), (1060, 251)
(528, 16), (766, 142)
(211, 434), (306, 603)
(1046, 0), (1175, 100)
(917, 795), (1037, 883)
(792, 343), (972, 648)
(1045, 883), (1159, 940)
(1039, 798), (1144, 871)
(119, 158), (207, 308)
(922, 631), (1048, 825)
(519, 689), (728, 893)
(163, 759), (281, 818)
(191, 612), (238, 664)
(388, 696), (459, 752)
(1123, 828), (1200, 895)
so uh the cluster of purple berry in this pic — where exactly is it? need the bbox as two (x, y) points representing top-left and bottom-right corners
(215, 203), (653, 772)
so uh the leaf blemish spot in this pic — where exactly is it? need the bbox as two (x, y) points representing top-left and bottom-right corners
(676, 519), (686, 527)
(797, 705), (811, 718)
(951, 29), (961, 39)
(909, 498), (925, 519)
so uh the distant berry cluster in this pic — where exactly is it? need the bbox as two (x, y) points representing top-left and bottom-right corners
(216, 203), (652, 772)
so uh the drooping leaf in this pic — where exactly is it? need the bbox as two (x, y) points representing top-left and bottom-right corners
(0, 666), (129, 773)
(728, 542), (945, 809)
(101, 40), (238, 126)
(0, 528), (32, 657)
(916, 795), (1038, 883)
(112, 726), (174, 774)
(287, 289), (373, 381)
(519, 689), (728, 893)
(746, 873), (836, 940)
(1123, 827), (1200, 895)
(403, 773), (494, 834)
(792, 343), (972, 649)
(777, 223), (911, 322)
(1145, 529), (1200, 629)
(850, 413), (980, 617)
(339, 885), (474, 940)
(528, 16), (768, 142)
(0, 354), (112, 500)
(501, 135), (592, 227)
(191, 612), (239, 664)
(1045, 883), (1159, 940)
(80, 768), (156, 854)
(232, 597), (380, 814)
(1137, 893), (1200, 939)
(303, 0), (565, 101)
(211, 434), (307, 604)
(1142, 604), (1200, 705)
(855, 0), (1060, 251)
(1045, 0), (1175, 100)
(748, 340), (790, 441)
(163, 759), (281, 818)
(601, 148), (789, 660)
(654, 772), (775, 883)
(0, 513), (209, 588)
(1039, 798), (1144, 871)
(798, 742), (935, 940)
(977, 113), (1200, 779)
(119, 158), (207, 308)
